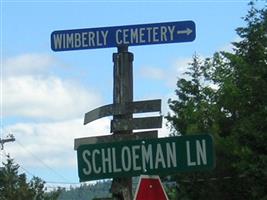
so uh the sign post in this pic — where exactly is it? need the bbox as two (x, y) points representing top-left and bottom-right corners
(111, 45), (134, 199)
(51, 20), (202, 200)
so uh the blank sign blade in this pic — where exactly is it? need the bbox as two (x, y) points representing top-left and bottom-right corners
(74, 130), (158, 150)
(111, 116), (162, 132)
(130, 99), (161, 114)
(84, 99), (161, 125)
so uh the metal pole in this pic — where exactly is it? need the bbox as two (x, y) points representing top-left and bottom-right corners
(111, 45), (133, 200)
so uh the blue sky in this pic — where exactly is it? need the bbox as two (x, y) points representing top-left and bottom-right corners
(1, 0), (265, 189)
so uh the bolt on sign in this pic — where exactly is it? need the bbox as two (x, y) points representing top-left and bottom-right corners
(76, 134), (215, 182)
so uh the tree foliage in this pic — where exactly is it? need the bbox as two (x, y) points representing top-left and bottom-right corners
(0, 156), (61, 200)
(167, 2), (267, 199)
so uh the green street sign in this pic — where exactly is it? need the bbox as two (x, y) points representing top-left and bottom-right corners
(76, 134), (215, 182)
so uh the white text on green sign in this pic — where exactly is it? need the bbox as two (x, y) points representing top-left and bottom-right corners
(76, 135), (214, 181)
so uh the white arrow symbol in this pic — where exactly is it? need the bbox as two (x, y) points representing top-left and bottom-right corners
(177, 28), (193, 35)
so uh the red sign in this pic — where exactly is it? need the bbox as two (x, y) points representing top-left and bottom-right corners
(134, 175), (169, 200)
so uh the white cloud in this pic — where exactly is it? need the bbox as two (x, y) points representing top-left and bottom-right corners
(158, 117), (171, 138)
(1, 115), (170, 182)
(3, 75), (102, 120)
(137, 58), (192, 89)
(173, 58), (191, 75)
(165, 57), (192, 87)
(218, 37), (241, 53)
(2, 53), (102, 121)
(139, 66), (165, 80)
(4, 118), (110, 168)
(1, 53), (107, 180)
(3, 53), (59, 77)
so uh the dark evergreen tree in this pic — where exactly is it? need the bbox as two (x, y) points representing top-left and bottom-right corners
(0, 156), (61, 200)
(167, 54), (215, 136)
(167, 2), (267, 199)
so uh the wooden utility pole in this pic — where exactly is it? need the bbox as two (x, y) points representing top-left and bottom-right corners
(111, 45), (133, 200)
(0, 134), (15, 150)
(0, 134), (15, 170)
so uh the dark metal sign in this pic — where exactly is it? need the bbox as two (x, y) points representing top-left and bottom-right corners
(51, 21), (195, 51)
(77, 134), (215, 181)
(84, 99), (161, 125)
(111, 116), (162, 132)
(74, 131), (158, 150)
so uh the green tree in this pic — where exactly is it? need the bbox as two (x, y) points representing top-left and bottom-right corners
(167, 54), (238, 200)
(167, 2), (267, 199)
(0, 156), (61, 200)
(167, 54), (215, 136)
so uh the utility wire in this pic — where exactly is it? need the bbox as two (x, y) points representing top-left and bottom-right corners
(45, 181), (81, 184)
(18, 166), (60, 192)
(15, 139), (70, 183)
(4, 140), (248, 190)
(2, 151), (248, 192)
(1, 149), (35, 177)
(19, 164), (36, 178)
(1, 150), (76, 190)
(1, 147), (81, 185)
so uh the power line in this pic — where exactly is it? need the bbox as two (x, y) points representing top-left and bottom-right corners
(163, 174), (247, 186)
(180, 174), (246, 183)
(45, 181), (81, 185)
(15, 139), (70, 183)
(1, 148), (35, 177)
(19, 164), (36, 178)
(1, 150), (79, 193)
(1, 150), (78, 190)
